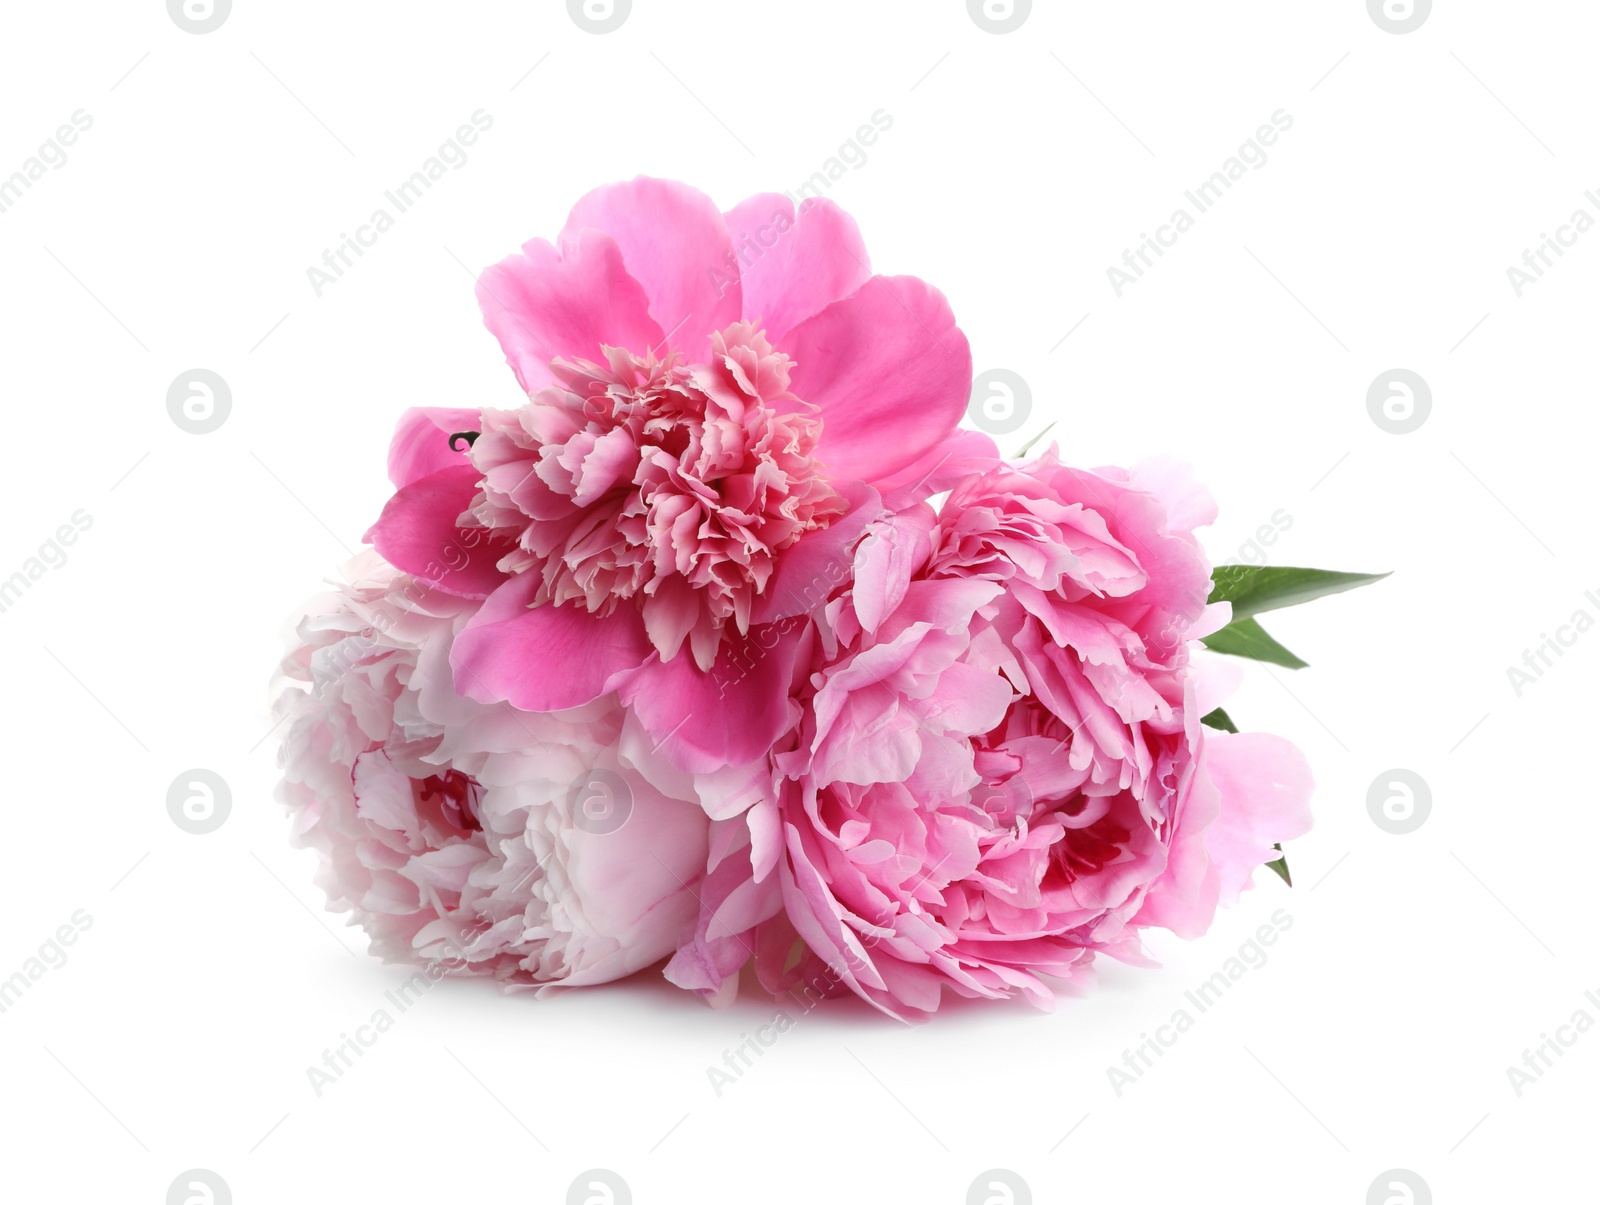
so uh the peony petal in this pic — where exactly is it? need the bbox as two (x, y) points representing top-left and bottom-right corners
(662, 845), (776, 996)
(782, 275), (972, 484)
(451, 574), (653, 710)
(1189, 601), (1234, 641)
(875, 429), (1000, 511)
(750, 483), (882, 627)
(1192, 652), (1245, 716)
(563, 177), (741, 363)
(1203, 731), (1314, 906)
(386, 407), (482, 489)
(476, 227), (664, 394)
(722, 194), (872, 344)
(559, 781), (709, 985)
(1130, 456), (1218, 533)
(640, 575), (701, 663)
(617, 622), (807, 773)
(364, 465), (515, 599)
(851, 504), (937, 635)
(350, 750), (418, 832)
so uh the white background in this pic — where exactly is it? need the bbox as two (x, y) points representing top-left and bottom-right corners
(1, 2), (1592, 1202)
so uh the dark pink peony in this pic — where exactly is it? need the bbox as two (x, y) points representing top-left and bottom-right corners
(366, 178), (973, 772)
(466, 324), (846, 671)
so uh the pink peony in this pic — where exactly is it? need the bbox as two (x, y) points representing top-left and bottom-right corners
(466, 324), (846, 671)
(274, 553), (711, 987)
(365, 177), (974, 772)
(662, 451), (1314, 1018)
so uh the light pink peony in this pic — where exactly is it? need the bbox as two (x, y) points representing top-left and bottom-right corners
(661, 451), (1314, 1017)
(274, 553), (711, 987)
(365, 177), (974, 771)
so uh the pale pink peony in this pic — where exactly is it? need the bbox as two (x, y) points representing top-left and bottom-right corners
(661, 451), (1314, 1017)
(274, 553), (710, 987)
(365, 177), (974, 772)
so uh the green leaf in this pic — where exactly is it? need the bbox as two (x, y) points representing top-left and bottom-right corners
(1200, 617), (1309, 669)
(1266, 845), (1291, 886)
(1207, 565), (1389, 623)
(1014, 422), (1056, 458)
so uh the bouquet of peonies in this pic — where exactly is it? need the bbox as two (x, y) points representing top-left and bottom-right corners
(274, 178), (1381, 1018)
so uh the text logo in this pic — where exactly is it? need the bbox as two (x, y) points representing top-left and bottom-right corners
(567, 1169), (631, 1205)
(1367, 1169), (1432, 1205)
(1367, 769), (1431, 835)
(167, 0), (231, 34)
(567, 769), (634, 835)
(967, 1169), (1031, 1205)
(968, 0), (1032, 34)
(167, 1170), (232, 1205)
(1367, 0), (1431, 34)
(167, 370), (232, 434)
(168, 769), (232, 835)
(568, 0), (631, 33)
(1366, 369), (1430, 434)
(968, 369), (1032, 436)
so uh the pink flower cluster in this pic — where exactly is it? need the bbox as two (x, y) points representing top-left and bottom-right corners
(275, 178), (1313, 1018)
